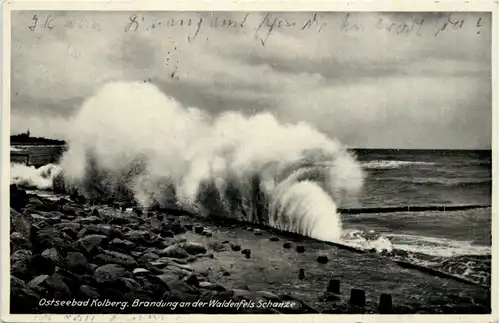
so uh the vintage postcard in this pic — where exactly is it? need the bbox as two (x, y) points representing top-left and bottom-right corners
(2, 0), (498, 322)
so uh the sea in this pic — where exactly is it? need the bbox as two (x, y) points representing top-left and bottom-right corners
(9, 146), (493, 287)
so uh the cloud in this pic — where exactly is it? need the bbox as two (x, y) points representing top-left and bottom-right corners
(11, 11), (492, 149)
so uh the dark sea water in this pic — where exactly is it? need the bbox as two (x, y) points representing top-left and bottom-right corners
(350, 149), (492, 208)
(341, 149), (492, 286)
(10, 146), (493, 286)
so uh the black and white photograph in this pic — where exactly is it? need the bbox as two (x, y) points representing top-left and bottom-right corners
(5, 6), (497, 319)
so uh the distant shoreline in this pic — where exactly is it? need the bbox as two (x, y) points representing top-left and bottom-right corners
(11, 142), (66, 146)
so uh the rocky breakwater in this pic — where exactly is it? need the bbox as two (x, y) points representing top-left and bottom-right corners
(9, 184), (317, 314)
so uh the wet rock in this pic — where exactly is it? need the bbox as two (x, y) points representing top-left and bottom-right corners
(183, 274), (200, 287)
(141, 252), (160, 263)
(296, 245), (305, 253)
(161, 264), (193, 278)
(230, 243), (241, 251)
(74, 215), (101, 225)
(199, 281), (227, 292)
(11, 232), (31, 251)
(94, 250), (138, 268)
(60, 227), (78, 240)
(269, 237), (280, 241)
(170, 223), (187, 235)
(108, 216), (131, 225)
(253, 229), (263, 236)
(55, 267), (84, 291)
(208, 241), (229, 252)
(222, 270), (231, 277)
(11, 249), (32, 263)
(184, 224), (193, 231)
(11, 276), (27, 289)
(75, 273), (96, 287)
(75, 234), (108, 258)
(160, 230), (175, 238)
(124, 230), (150, 244)
(119, 277), (142, 292)
(33, 273), (72, 299)
(159, 245), (189, 259)
(317, 255), (329, 264)
(11, 258), (32, 280)
(31, 254), (56, 276)
(76, 228), (89, 239)
(60, 204), (79, 216)
(94, 264), (132, 285)
(163, 280), (201, 302)
(32, 226), (72, 253)
(91, 208), (100, 217)
(283, 242), (292, 249)
(182, 242), (207, 255)
(109, 238), (136, 250)
(64, 252), (88, 274)
(149, 218), (162, 232)
(30, 213), (48, 223)
(85, 224), (119, 238)
(132, 268), (151, 276)
(10, 208), (32, 237)
(27, 274), (50, 292)
(194, 226), (204, 234)
(78, 285), (100, 299)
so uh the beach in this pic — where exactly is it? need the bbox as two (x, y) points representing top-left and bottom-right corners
(10, 185), (491, 314)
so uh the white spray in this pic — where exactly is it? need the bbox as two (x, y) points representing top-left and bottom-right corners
(19, 82), (366, 242)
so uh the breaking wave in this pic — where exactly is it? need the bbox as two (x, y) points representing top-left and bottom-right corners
(362, 160), (435, 169)
(340, 229), (491, 285)
(23, 82), (364, 242)
(10, 163), (63, 190)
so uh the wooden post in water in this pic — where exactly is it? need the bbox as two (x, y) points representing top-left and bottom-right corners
(349, 289), (365, 306)
(378, 293), (393, 313)
(326, 279), (340, 294)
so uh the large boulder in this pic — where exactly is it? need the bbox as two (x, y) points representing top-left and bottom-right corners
(159, 245), (189, 259)
(64, 252), (89, 274)
(94, 250), (138, 268)
(31, 226), (73, 254)
(74, 234), (108, 258)
(94, 264), (132, 285)
(29, 273), (72, 300)
(182, 242), (207, 255)
(10, 232), (31, 251)
(10, 208), (32, 237)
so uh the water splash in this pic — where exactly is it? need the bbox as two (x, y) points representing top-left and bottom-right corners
(14, 82), (365, 242)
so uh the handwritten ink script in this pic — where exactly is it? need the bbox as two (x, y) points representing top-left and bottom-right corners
(121, 12), (485, 46)
(28, 12), (486, 47)
(28, 14), (101, 31)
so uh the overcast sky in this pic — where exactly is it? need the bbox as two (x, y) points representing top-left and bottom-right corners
(11, 11), (492, 149)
